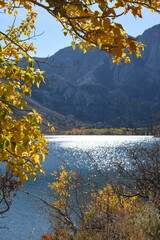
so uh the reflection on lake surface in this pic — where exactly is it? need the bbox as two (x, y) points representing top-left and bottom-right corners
(1, 135), (159, 240)
(45, 135), (159, 171)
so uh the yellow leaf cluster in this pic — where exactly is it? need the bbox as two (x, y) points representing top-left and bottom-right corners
(41, 0), (158, 62)
(49, 167), (77, 209)
(0, 1), (49, 183)
(84, 184), (140, 223)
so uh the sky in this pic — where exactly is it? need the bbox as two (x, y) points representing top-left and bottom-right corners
(1, 5), (160, 57)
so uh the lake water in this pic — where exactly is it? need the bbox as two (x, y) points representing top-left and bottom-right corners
(0, 135), (159, 240)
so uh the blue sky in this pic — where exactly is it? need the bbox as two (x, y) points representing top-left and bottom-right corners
(1, 6), (160, 57)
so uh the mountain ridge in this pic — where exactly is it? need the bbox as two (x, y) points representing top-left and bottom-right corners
(31, 24), (160, 129)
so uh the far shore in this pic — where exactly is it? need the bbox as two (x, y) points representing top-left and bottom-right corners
(44, 127), (154, 136)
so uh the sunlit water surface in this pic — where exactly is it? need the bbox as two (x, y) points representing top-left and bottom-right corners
(1, 135), (159, 240)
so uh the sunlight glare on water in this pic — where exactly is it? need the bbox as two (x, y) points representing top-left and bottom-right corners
(45, 135), (158, 171)
(46, 135), (152, 149)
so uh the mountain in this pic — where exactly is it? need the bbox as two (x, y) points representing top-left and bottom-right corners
(31, 24), (160, 129)
(26, 97), (84, 132)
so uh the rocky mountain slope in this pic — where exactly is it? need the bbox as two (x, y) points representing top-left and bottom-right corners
(31, 24), (160, 128)
(26, 97), (84, 131)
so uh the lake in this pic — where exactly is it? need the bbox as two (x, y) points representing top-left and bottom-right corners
(0, 135), (159, 240)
